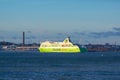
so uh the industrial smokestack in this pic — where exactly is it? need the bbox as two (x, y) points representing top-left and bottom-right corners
(23, 32), (25, 46)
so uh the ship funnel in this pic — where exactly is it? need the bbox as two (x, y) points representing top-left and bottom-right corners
(63, 37), (71, 43)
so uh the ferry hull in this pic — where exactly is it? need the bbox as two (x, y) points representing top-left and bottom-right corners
(39, 47), (80, 53)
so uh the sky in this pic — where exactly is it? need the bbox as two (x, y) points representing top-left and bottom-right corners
(0, 0), (120, 44)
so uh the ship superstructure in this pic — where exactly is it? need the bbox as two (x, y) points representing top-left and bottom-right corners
(39, 37), (80, 53)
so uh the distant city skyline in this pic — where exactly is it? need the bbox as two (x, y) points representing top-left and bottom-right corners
(0, 0), (120, 44)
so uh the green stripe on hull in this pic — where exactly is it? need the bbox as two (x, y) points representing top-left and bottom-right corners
(39, 47), (80, 53)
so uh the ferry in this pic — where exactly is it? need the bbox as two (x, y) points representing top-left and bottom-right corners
(39, 37), (87, 53)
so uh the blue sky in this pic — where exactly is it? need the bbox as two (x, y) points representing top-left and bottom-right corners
(0, 0), (120, 44)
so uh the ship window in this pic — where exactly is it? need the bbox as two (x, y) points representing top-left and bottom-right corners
(42, 45), (46, 47)
(62, 44), (72, 47)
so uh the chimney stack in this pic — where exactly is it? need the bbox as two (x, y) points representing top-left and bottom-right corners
(23, 32), (25, 46)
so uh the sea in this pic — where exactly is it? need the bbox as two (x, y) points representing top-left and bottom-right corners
(0, 51), (120, 80)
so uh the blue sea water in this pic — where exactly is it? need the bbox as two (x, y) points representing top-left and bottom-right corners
(0, 51), (120, 80)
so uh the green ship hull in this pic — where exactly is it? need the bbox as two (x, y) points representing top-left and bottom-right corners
(39, 47), (80, 53)
(80, 47), (88, 53)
